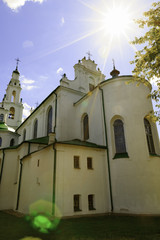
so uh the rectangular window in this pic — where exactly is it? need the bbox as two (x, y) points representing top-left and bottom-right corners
(87, 157), (93, 169)
(74, 156), (80, 169)
(88, 194), (95, 210)
(74, 194), (81, 211)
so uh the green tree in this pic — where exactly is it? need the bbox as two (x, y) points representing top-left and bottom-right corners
(131, 1), (160, 121)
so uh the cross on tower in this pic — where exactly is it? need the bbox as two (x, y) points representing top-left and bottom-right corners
(86, 51), (92, 60)
(15, 58), (20, 70)
(112, 59), (115, 69)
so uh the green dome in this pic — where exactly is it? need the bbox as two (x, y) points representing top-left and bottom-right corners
(0, 122), (9, 131)
(0, 122), (15, 132)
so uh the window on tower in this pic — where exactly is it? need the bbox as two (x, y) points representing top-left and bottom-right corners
(11, 91), (16, 103)
(8, 107), (15, 119)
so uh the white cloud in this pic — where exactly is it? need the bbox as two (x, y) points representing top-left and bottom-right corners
(3, 0), (44, 11)
(22, 40), (34, 48)
(39, 75), (48, 81)
(22, 85), (38, 90)
(23, 102), (34, 120)
(60, 17), (65, 26)
(20, 75), (38, 90)
(56, 67), (63, 74)
(21, 76), (35, 84)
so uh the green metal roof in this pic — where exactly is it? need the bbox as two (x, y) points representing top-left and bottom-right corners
(0, 122), (15, 132)
(0, 122), (9, 131)
(27, 136), (49, 144)
(57, 139), (106, 149)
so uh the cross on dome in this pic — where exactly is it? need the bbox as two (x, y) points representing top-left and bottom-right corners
(15, 58), (20, 70)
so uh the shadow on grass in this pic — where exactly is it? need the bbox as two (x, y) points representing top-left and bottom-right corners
(0, 211), (160, 240)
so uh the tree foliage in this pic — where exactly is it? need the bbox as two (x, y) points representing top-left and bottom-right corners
(131, 1), (160, 121)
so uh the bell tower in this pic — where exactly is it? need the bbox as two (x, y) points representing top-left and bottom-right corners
(1, 59), (23, 129)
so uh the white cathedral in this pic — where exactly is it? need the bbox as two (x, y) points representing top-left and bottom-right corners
(0, 56), (160, 217)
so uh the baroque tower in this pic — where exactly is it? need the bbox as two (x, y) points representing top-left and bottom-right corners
(1, 61), (23, 129)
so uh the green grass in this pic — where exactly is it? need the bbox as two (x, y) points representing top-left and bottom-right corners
(1, 211), (160, 240)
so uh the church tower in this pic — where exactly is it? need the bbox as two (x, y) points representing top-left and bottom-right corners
(1, 60), (23, 129)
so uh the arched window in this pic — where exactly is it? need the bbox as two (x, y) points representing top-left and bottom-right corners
(11, 91), (16, 103)
(33, 119), (38, 139)
(83, 114), (89, 141)
(47, 107), (53, 135)
(0, 137), (2, 147)
(0, 114), (4, 122)
(23, 129), (26, 141)
(113, 119), (126, 153)
(10, 138), (14, 147)
(8, 107), (15, 119)
(144, 118), (155, 154)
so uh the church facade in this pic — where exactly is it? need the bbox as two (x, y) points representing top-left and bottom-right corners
(0, 56), (160, 217)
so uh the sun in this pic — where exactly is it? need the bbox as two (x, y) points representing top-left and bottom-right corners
(102, 6), (131, 37)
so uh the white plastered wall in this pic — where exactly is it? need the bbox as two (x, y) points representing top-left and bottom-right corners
(55, 144), (109, 217)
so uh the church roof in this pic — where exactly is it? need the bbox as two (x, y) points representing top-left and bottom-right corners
(0, 122), (8, 131)
(27, 136), (49, 144)
(0, 122), (15, 132)
(57, 139), (106, 149)
(16, 86), (84, 131)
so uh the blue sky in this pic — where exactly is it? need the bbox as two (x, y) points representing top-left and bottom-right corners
(0, 0), (159, 135)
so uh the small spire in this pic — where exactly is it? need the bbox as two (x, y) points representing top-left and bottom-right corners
(110, 59), (120, 78)
(112, 59), (115, 70)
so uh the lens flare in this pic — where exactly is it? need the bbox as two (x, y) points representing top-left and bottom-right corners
(25, 199), (61, 234)
(103, 6), (131, 36)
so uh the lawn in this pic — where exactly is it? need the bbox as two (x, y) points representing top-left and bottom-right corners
(0, 211), (160, 240)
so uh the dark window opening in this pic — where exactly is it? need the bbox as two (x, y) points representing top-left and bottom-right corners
(87, 157), (93, 169)
(144, 118), (155, 154)
(113, 119), (126, 154)
(37, 159), (40, 167)
(88, 194), (95, 210)
(74, 194), (81, 211)
(83, 114), (89, 141)
(33, 119), (38, 139)
(10, 138), (14, 147)
(74, 156), (80, 169)
(47, 107), (53, 135)
(23, 129), (26, 141)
